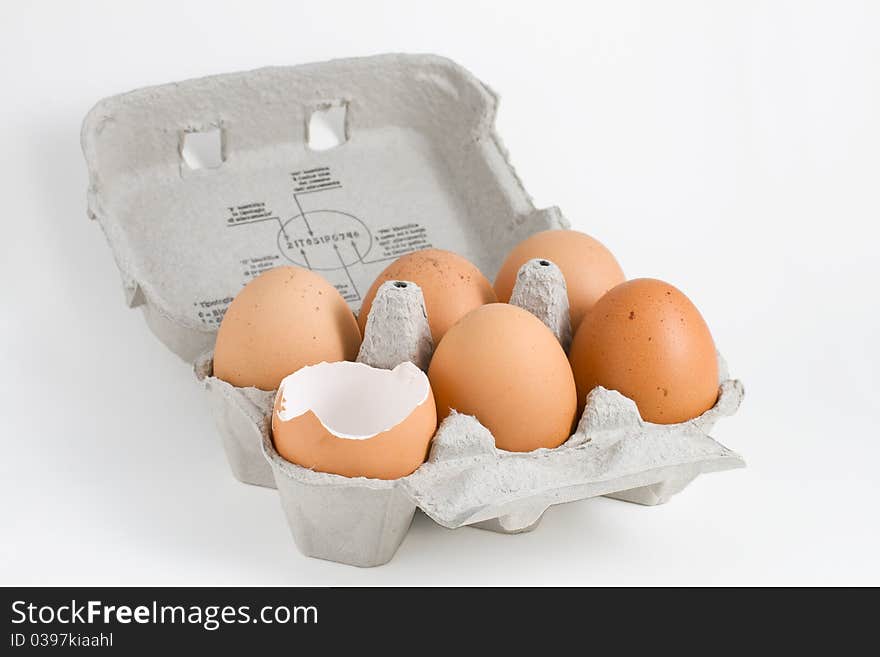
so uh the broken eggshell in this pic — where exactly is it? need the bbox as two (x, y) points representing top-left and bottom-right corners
(272, 360), (437, 480)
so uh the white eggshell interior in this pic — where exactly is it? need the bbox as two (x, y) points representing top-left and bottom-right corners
(276, 361), (430, 440)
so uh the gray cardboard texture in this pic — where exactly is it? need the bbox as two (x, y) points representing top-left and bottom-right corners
(84, 54), (744, 567)
(82, 54), (563, 362)
(356, 281), (434, 371)
(194, 355), (276, 488)
(509, 258), (573, 351)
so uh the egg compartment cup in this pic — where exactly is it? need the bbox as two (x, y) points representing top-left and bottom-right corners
(197, 264), (743, 567)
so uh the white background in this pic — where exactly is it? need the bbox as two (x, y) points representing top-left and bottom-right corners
(2, 0), (878, 586)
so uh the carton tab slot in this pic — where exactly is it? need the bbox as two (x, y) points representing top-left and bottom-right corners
(308, 104), (348, 150)
(181, 127), (224, 170)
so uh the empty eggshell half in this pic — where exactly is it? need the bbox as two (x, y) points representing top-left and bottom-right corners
(272, 361), (437, 480)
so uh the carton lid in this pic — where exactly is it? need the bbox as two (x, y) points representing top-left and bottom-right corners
(82, 54), (564, 358)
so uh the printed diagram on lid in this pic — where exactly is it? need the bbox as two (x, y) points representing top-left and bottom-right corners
(225, 166), (433, 306)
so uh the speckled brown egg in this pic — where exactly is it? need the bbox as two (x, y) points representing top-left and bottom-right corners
(428, 303), (577, 452)
(358, 248), (497, 344)
(568, 278), (719, 424)
(213, 266), (361, 390)
(494, 230), (625, 331)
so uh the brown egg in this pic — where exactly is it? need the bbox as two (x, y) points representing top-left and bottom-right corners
(358, 248), (497, 344)
(272, 361), (437, 480)
(494, 230), (625, 330)
(214, 266), (361, 390)
(569, 278), (719, 424)
(428, 303), (577, 452)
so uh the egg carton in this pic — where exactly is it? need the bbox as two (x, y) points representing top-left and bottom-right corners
(195, 260), (744, 567)
(82, 54), (744, 568)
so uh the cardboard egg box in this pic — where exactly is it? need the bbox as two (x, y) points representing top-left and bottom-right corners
(82, 54), (745, 568)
